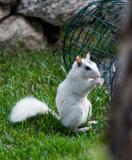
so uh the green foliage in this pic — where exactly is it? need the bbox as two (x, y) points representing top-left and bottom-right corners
(0, 50), (109, 160)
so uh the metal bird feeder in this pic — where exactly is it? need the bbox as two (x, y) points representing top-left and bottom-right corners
(63, 0), (127, 89)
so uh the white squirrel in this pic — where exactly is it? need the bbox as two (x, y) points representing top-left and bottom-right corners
(10, 53), (104, 133)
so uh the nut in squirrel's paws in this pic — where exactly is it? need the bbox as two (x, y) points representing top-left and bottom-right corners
(96, 78), (104, 86)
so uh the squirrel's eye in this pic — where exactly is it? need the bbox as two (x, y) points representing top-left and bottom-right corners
(85, 66), (91, 70)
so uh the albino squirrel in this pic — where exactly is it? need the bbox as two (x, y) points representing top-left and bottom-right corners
(10, 53), (104, 133)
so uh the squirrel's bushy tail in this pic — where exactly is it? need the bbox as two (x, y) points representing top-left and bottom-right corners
(10, 97), (60, 123)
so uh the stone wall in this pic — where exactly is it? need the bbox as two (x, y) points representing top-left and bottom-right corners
(0, 0), (96, 52)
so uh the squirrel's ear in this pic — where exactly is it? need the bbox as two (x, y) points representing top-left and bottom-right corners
(76, 56), (82, 66)
(86, 52), (90, 60)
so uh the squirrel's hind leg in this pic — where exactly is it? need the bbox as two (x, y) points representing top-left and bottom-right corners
(73, 127), (90, 134)
(61, 107), (83, 131)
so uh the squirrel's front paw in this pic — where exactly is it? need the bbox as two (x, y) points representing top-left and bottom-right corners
(96, 78), (104, 86)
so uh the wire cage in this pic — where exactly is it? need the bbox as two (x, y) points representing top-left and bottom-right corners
(63, 0), (127, 90)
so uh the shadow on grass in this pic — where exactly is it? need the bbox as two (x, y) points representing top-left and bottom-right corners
(9, 113), (105, 139)
(9, 113), (74, 136)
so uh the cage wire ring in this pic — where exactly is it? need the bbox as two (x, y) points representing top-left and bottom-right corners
(63, 0), (127, 91)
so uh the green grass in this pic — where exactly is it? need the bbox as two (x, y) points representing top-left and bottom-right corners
(0, 50), (110, 160)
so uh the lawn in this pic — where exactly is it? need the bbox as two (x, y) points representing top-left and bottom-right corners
(0, 49), (110, 160)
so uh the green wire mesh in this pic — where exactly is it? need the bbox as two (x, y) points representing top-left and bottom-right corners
(63, 0), (127, 89)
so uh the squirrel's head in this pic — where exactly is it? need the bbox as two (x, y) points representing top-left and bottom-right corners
(68, 53), (101, 80)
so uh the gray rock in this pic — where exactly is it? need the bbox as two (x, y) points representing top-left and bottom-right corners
(0, 0), (17, 4)
(17, 0), (97, 26)
(0, 5), (10, 20)
(0, 16), (47, 51)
